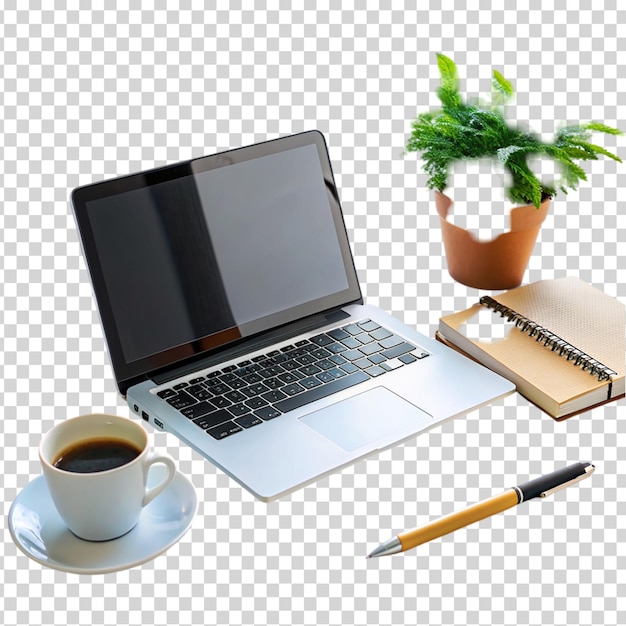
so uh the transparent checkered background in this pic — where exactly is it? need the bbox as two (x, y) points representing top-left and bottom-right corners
(1, 2), (624, 626)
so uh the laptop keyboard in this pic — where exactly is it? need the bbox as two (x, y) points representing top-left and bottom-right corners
(155, 319), (429, 440)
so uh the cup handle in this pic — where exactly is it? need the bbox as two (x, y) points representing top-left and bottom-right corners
(142, 452), (177, 508)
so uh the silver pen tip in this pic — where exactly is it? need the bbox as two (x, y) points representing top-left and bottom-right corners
(366, 536), (403, 559)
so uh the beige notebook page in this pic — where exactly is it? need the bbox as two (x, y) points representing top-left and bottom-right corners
(442, 277), (625, 404)
(493, 277), (624, 379)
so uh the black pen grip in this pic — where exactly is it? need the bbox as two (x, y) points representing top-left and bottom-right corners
(516, 462), (592, 502)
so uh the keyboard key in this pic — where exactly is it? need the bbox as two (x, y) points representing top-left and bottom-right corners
(368, 353), (386, 365)
(316, 358), (336, 370)
(365, 365), (386, 377)
(259, 365), (285, 378)
(370, 327), (393, 341)
(193, 416), (213, 430)
(241, 383), (269, 398)
(210, 396), (232, 409)
(242, 372), (263, 384)
(263, 377), (285, 389)
(354, 332), (375, 344)
(300, 376), (323, 389)
(379, 335), (404, 349)
(326, 342), (347, 354)
(225, 377), (248, 390)
(342, 349), (365, 361)
(359, 342), (383, 356)
(234, 364), (261, 377)
(157, 388), (176, 399)
(173, 382), (189, 390)
(225, 390), (246, 403)
(340, 362), (359, 374)
(245, 397), (269, 410)
(189, 376), (206, 385)
(358, 320), (379, 332)
(234, 414), (263, 429)
(278, 371), (303, 384)
(289, 347), (309, 358)
(282, 382), (305, 396)
(186, 384), (212, 401)
(181, 401), (215, 420)
(316, 371), (335, 383)
(204, 381), (232, 395)
(380, 358), (404, 371)
(310, 333), (334, 346)
(340, 336), (362, 349)
(206, 422), (243, 440)
(399, 353), (418, 364)
(281, 359), (301, 371)
(300, 364), (322, 376)
(327, 368), (347, 379)
(193, 409), (232, 430)
(166, 391), (197, 410)
(254, 406), (282, 421)
(274, 371), (370, 413)
(268, 353), (288, 364)
(311, 347), (332, 359)
(296, 353), (317, 366)
(381, 342), (416, 359)
(227, 403), (251, 417)
(261, 389), (288, 403)
(328, 328), (350, 341)
(341, 323), (362, 336)
(328, 354), (347, 365)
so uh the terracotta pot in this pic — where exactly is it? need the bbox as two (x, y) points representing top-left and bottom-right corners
(434, 191), (551, 290)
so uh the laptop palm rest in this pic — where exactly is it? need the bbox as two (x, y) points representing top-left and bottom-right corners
(299, 386), (432, 452)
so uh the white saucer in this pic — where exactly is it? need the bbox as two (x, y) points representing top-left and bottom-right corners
(8, 466), (197, 574)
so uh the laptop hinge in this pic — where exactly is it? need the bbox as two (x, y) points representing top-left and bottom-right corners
(151, 308), (352, 386)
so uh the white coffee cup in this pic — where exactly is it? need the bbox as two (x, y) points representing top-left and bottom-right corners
(39, 413), (176, 542)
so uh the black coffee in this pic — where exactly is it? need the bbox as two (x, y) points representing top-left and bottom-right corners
(53, 438), (141, 473)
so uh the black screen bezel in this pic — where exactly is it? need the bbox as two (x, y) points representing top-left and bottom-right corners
(71, 131), (362, 395)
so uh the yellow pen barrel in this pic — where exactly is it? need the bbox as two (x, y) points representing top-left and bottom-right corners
(398, 488), (520, 551)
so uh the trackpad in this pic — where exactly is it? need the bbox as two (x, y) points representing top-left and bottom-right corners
(299, 387), (432, 452)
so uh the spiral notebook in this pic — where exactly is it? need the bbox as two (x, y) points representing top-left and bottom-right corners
(437, 277), (625, 420)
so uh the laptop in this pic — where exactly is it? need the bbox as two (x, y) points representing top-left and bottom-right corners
(71, 130), (514, 501)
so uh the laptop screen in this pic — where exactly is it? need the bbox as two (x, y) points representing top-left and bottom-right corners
(72, 131), (362, 393)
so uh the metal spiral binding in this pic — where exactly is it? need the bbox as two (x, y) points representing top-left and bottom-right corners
(479, 296), (618, 383)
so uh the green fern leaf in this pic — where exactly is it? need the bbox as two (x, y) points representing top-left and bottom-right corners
(496, 145), (527, 164)
(567, 138), (622, 163)
(559, 159), (588, 186)
(436, 54), (458, 92)
(492, 70), (514, 100)
(405, 55), (622, 203)
(584, 122), (623, 135)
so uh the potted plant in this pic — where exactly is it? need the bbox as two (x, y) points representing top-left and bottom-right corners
(405, 53), (622, 290)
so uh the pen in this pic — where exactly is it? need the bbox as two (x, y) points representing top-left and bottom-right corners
(367, 461), (595, 558)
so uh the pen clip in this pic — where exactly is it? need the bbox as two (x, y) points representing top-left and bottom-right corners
(540, 464), (595, 498)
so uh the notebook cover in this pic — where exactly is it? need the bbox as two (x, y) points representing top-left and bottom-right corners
(437, 277), (625, 418)
(435, 331), (625, 421)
